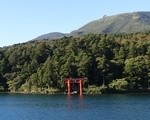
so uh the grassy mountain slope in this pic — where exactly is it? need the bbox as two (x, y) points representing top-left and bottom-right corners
(71, 12), (150, 35)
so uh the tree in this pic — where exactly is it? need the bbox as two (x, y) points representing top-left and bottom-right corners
(109, 78), (129, 92)
(96, 55), (111, 85)
(124, 56), (150, 89)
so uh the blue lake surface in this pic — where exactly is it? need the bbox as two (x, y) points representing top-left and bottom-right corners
(0, 93), (150, 120)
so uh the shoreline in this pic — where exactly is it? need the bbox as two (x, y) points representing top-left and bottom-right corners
(1, 90), (150, 95)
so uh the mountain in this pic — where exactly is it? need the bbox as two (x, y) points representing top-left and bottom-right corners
(71, 11), (150, 35)
(34, 12), (150, 40)
(34, 32), (66, 40)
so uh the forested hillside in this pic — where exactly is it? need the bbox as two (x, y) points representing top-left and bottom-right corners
(0, 32), (150, 93)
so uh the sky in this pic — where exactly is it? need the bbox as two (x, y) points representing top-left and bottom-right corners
(0, 0), (150, 47)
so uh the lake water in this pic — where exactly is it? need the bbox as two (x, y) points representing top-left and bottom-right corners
(0, 93), (150, 120)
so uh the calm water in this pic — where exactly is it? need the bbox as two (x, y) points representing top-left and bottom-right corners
(0, 93), (150, 120)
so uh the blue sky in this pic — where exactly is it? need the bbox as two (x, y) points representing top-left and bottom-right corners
(0, 0), (150, 47)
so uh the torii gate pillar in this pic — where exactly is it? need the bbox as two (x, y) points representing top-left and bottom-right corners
(79, 80), (83, 96)
(67, 80), (71, 95)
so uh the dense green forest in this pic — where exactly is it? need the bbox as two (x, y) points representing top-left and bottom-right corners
(0, 32), (150, 94)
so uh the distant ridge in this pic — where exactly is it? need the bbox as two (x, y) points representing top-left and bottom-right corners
(34, 32), (66, 40)
(34, 11), (150, 40)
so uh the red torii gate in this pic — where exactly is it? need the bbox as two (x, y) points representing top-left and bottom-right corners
(64, 78), (86, 95)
